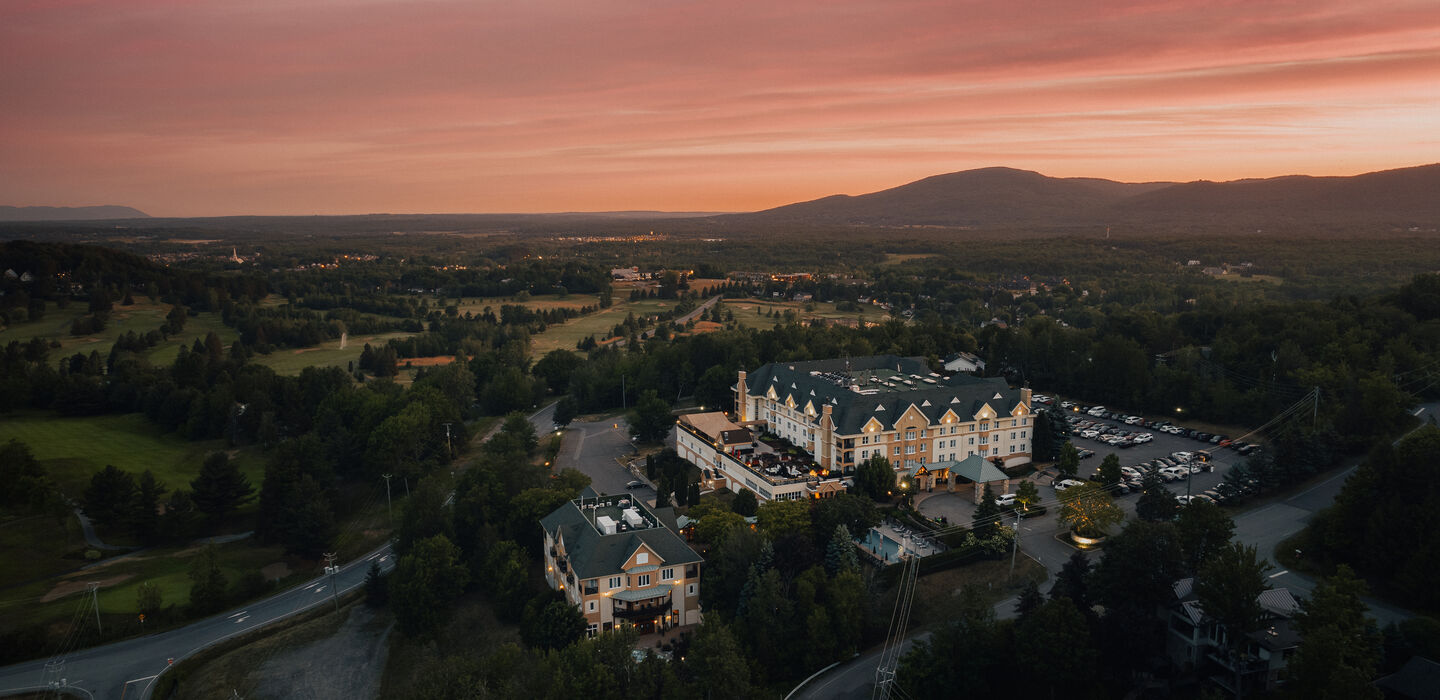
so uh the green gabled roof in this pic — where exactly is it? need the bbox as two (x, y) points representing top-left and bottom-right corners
(540, 501), (703, 582)
(744, 355), (1026, 435)
(945, 454), (1009, 483)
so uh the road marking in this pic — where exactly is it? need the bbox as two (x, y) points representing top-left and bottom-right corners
(366, 552), (381, 561)
(380, 555), (389, 562)
(1269, 570), (1288, 578)
(314, 586), (325, 593)
(234, 616), (249, 624)
(227, 610), (247, 618)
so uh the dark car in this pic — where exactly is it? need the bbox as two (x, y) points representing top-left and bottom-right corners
(625, 480), (646, 490)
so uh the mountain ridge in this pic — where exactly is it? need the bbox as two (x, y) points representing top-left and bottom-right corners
(0, 205), (150, 221)
(720, 164), (1440, 229)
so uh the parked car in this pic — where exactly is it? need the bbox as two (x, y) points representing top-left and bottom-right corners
(1133, 433), (1153, 444)
(996, 493), (1017, 507)
(1054, 479), (1086, 492)
(625, 480), (646, 490)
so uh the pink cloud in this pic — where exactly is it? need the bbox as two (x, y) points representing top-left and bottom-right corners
(0, 0), (1436, 214)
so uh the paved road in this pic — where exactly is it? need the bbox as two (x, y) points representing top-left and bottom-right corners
(550, 410), (655, 500)
(0, 545), (395, 700)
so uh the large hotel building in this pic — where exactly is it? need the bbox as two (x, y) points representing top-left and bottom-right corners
(675, 355), (1032, 501)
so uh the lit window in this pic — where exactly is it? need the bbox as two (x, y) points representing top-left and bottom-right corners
(638, 574), (651, 587)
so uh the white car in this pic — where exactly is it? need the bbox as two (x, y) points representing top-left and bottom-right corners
(1133, 433), (1153, 444)
(1120, 466), (1141, 479)
(1171, 451), (1193, 462)
(1081, 429), (1100, 439)
(996, 493), (1017, 507)
(1054, 479), (1085, 492)
(1124, 416), (1144, 425)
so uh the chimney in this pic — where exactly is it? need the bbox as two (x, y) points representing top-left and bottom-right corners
(736, 370), (748, 422)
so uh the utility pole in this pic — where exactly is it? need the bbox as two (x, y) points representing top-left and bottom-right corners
(381, 474), (394, 525)
(323, 553), (340, 613)
(443, 422), (453, 461)
(88, 582), (102, 635)
(1008, 510), (1022, 580)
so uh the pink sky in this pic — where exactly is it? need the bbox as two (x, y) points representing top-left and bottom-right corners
(1, 0), (1437, 216)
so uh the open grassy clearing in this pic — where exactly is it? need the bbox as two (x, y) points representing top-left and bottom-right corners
(0, 412), (264, 500)
(0, 514), (88, 588)
(881, 253), (937, 266)
(529, 297), (686, 356)
(0, 298), (239, 369)
(249, 331), (418, 375)
(721, 298), (889, 331)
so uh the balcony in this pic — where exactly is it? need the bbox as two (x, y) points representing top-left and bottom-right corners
(611, 593), (672, 620)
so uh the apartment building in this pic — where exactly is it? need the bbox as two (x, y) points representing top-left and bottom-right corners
(540, 489), (703, 637)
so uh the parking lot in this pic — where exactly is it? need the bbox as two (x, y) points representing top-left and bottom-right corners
(1032, 395), (1263, 506)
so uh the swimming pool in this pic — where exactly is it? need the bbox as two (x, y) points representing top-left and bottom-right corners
(857, 526), (937, 565)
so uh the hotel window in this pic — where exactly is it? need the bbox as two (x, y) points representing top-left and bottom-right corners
(608, 576), (621, 589)
(919, 429), (927, 437)
(905, 445), (915, 455)
(638, 574), (651, 587)
(1020, 431), (1026, 438)
(1010, 432), (1016, 439)
(662, 567), (675, 580)
(992, 448), (999, 456)
(587, 600), (597, 612)
(637, 552), (649, 564)
(968, 437), (975, 445)
(905, 430), (916, 440)
(980, 421), (990, 431)
(687, 584), (697, 596)
(862, 436), (870, 445)
(1010, 445), (1017, 453)
(894, 446), (901, 456)
(979, 435), (988, 444)
(919, 444), (926, 452)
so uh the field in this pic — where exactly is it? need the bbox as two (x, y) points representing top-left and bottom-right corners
(250, 331), (418, 375)
(0, 412), (264, 499)
(0, 298), (238, 368)
(529, 297), (688, 356)
(721, 299), (889, 331)
(880, 253), (937, 266)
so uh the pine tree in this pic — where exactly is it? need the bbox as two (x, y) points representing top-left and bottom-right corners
(187, 546), (229, 615)
(190, 452), (255, 528)
(364, 560), (388, 607)
(973, 483), (1001, 538)
(825, 524), (858, 576)
(1135, 470), (1178, 522)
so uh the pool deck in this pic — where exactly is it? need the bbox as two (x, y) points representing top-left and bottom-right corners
(856, 521), (945, 566)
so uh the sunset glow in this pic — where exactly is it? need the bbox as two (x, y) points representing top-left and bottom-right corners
(1, 0), (1436, 216)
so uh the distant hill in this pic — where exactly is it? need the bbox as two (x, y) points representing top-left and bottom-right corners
(721, 164), (1440, 230)
(0, 205), (149, 221)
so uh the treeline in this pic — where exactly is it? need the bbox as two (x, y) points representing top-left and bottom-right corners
(1305, 425), (1440, 614)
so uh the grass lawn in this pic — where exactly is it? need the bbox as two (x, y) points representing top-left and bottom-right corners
(0, 412), (263, 499)
(0, 514), (88, 588)
(907, 556), (1048, 623)
(722, 298), (889, 331)
(0, 298), (238, 369)
(530, 297), (687, 356)
(880, 253), (937, 266)
(250, 331), (418, 375)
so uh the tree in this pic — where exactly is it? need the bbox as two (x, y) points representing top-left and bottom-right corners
(1015, 578), (1044, 619)
(756, 499), (811, 540)
(1135, 469), (1178, 522)
(0, 439), (53, 513)
(628, 390), (673, 443)
(1050, 551), (1092, 610)
(685, 621), (752, 700)
(1031, 411), (1058, 461)
(532, 349), (583, 394)
(1056, 441), (1079, 479)
(1057, 482), (1124, 538)
(82, 464), (137, 532)
(1015, 479), (1040, 510)
(1097, 453), (1122, 486)
(187, 546), (229, 615)
(824, 524), (859, 576)
(694, 510), (747, 547)
(1089, 521), (1184, 676)
(1195, 543), (1272, 699)
(389, 534), (471, 638)
(552, 395), (579, 428)
(972, 483), (1001, 537)
(854, 454), (896, 500)
(1016, 597), (1097, 697)
(521, 598), (586, 651)
(1286, 565), (1383, 700)
(364, 560), (388, 607)
(136, 581), (163, 618)
(730, 488), (758, 517)
(479, 540), (530, 622)
(131, 470), (168, 543)
(394, 478), (453, 556)
(189, 451), (255, 527)
(1175, 499), (1235, 575)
